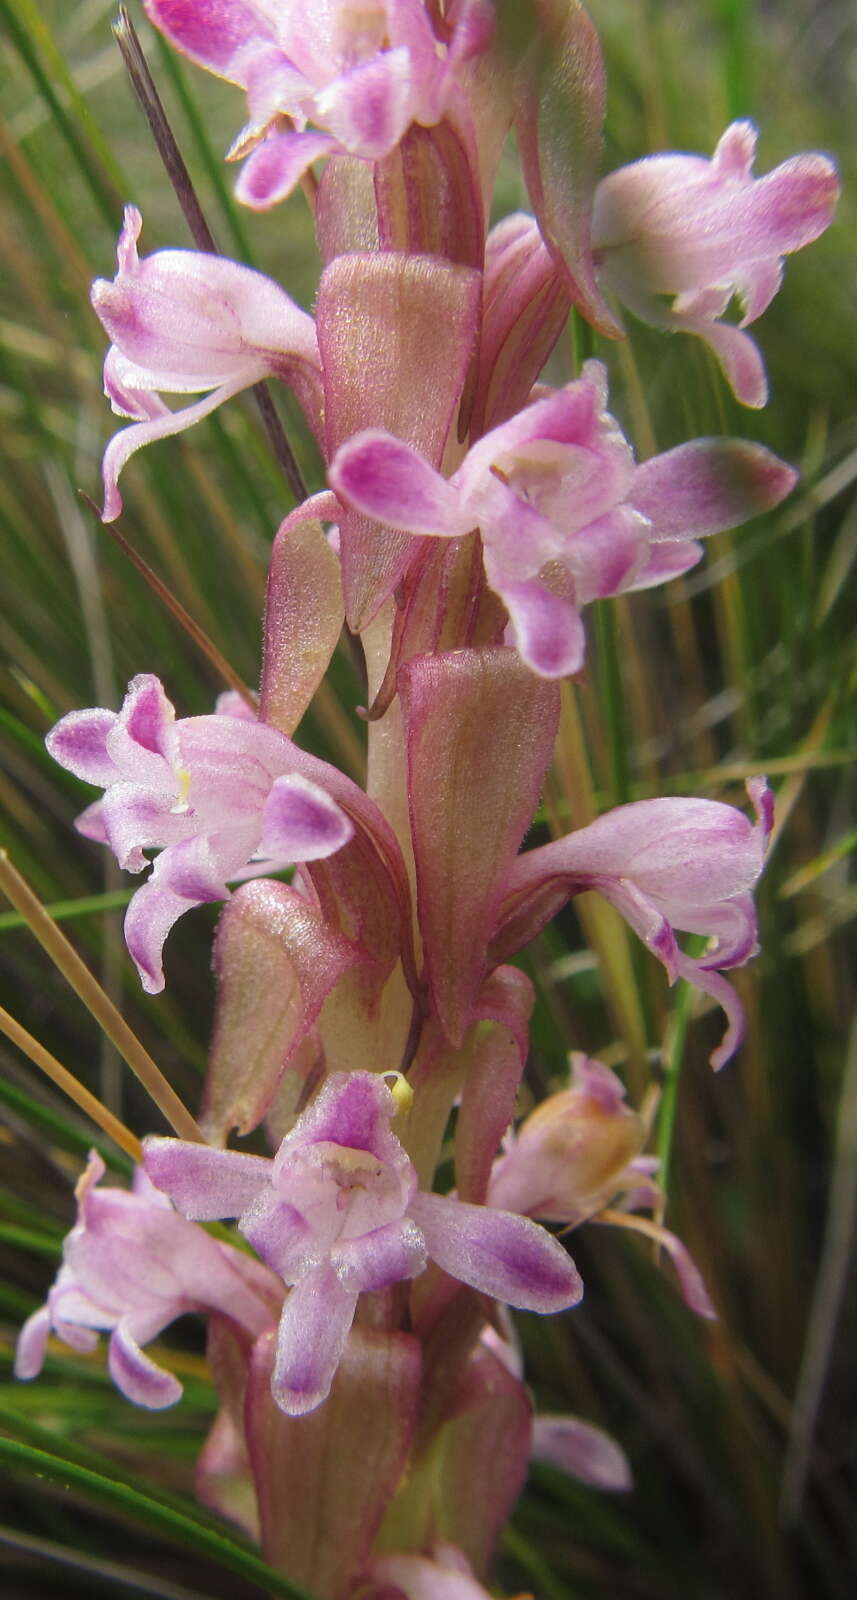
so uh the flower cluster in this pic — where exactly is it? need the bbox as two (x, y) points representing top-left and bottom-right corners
(20, 0), (839, 1594)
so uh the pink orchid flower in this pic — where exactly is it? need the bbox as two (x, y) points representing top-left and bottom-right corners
(329, 361), (796, 677)
(15, 1153), (278, 1409)
(592, 120), (839, 406)
(144, 1071), (583, 1415)
(91, 206), (321, 518)
(46, 674), (353, 994)
(488, 1055), (714, 1318)
(143, 0), (493, 209)
(492, 780), (774, 1070)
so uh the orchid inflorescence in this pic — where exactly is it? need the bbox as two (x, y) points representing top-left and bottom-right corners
(16, 1), (838, 1595)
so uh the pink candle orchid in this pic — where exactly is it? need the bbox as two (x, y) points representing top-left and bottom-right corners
(15, 1152), (279, 1409)
(492, 780), (773, 1070)
(91, 205), (322, 518)
(15, 0), (839, 1587)
(143, 0), (494, 208)
(46, 673), (353, 993)
(329, 362), (796, 677)
(592, 120), (839, 406)
(143, 1071), (583, 1415)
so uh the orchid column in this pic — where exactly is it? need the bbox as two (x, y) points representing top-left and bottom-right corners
(19, 1), (838, 1597)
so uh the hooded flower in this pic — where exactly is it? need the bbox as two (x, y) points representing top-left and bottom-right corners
(143, 0), (494, 209)
(488, 1055), (714, 1318)
(329, 362), (796, 677)
(491, 780), (773, 1069)
(15, 1152), (278, 1408)
(144, 1071), (583, 1415)
(91, 206), (322, 518)
(592, 120), (840, 406)
(46, 673), (353, 993)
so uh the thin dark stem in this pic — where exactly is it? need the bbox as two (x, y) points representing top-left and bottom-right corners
(80, 493), (257, 711)
(112, 8), (309, 504)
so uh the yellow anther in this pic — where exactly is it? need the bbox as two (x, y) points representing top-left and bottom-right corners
(382, 1070), (413, 1115)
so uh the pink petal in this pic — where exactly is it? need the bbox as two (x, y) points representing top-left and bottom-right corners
(329, 431), (469, 537)
(646, 1220), (717, 1317)
(143, 0), (275, 81)
(100, 375), (254, 521)
(674, 955), (746, 1071)
(271, 1263), (358, 1415)
(14, 1305), (51, 1380)
(235, 128), (338, 209)
(332, 1219), (427, 1293)
(623, 539), (703, 590)
(677, 315), (769, 408)
(45, 708), (120, 786)
(143, 1136), (271, 1220)
(712, 119), (757, 180)
(273, 1072), (406, 1169)
(531, 1415), (632, 1490)
(122, 875), (207, 992)
(410, 1191), (583, 1312)
(315, 49), (413, 159)
(259, 773), (353, 862)
(500, 578), (586, 679)
(74, 798), (110, 845)
(99, 783), (188, 872)
(108, 1318), (183, 1409)
(368, 1551), (493, 1599)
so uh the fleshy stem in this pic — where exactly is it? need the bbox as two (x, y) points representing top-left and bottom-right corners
(0, 851), (203, 1142)
(112, 7), (309, 506)
(79, 493), (257, 711)
(0, 1004), (142, 1162)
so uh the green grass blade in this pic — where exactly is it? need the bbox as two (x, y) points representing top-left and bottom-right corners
(0, 1436), (322, 1600)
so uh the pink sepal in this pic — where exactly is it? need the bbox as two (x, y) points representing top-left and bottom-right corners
(531, 1415), (632, 1491)
(235, 128), (338, 208)
(514, 0), (621, 336)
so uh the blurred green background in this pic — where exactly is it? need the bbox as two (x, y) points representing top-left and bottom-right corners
(0, 1), (854, 1594)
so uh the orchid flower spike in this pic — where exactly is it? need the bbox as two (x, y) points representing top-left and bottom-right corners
(91, 206), (321, 518)
(144, 1071), (582, 1415)
(15, 1153), (278, 1409)
(329, 363), (796, 677)
(592, 121), (840, 406)
(493, 779), (774, 1069)
(143, 0), (494, 209)
(46, 674), (353, 993)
